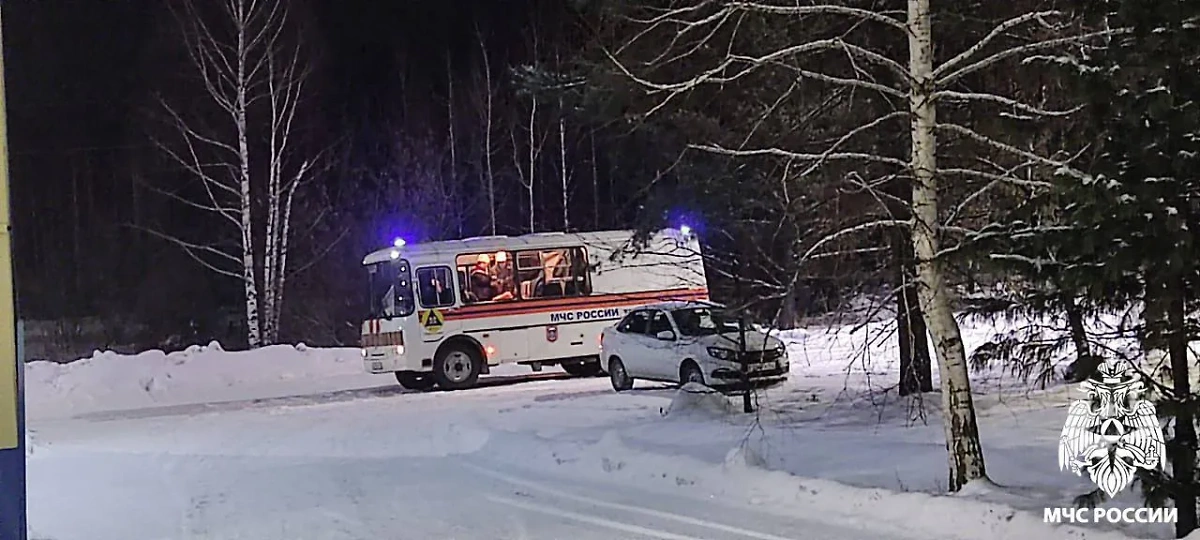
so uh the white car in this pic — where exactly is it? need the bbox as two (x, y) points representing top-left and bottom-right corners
(599, 300), (789, 391)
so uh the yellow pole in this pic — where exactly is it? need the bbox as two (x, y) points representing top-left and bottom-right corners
(0, 2), (18, 451)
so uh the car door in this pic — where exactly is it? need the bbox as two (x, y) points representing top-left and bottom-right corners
(643, 310), (681, 380)
(612, 309), (654, 378)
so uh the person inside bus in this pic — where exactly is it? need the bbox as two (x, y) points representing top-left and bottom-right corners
(467, 254), (515, 303)
(419, 270), (455, 306)
(468, 255), (495, 302)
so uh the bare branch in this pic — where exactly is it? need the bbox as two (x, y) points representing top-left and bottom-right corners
(936, 122), (1089, 180)
(725, 1), (908, 31)
(936, 166), (1050, 188)
(942, 161), (1042, 225)
(774, 62), (907, 98)
(933, 11), (1063, 78)
(937, 27), (1128, 88)
(935, 90), (1083, 117)
(796, 110), (909, 178)
(626, 5), (734, 67)
(286, 227), (350, 280)
(609, 36), (909, 118)
(690, 143), (909, 168)
(132, 225), (245, 281)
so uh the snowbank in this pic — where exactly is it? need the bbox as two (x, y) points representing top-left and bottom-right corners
(25, 342), (381, 420)
(481, 430), (1136, 540)
(659, 382), (738, 418)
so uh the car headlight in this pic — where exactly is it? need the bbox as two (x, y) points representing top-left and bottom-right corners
(707, 347), (736, 361)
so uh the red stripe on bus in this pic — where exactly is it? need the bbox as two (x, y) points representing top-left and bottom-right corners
(441, 288), (709, 321)
(446, 287), (706, 316)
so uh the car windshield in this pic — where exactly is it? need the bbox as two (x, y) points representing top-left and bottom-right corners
(671, 307), (739, 336)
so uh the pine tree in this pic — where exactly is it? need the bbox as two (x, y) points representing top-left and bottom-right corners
(974, 0), (1200, 535)
(1082, 2), (1200, 536)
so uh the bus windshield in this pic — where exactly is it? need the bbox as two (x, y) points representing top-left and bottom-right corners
(367, 259), (415, 319)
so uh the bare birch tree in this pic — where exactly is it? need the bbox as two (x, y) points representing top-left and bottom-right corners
(476, 24), (498, 235)
(610, 0), (1114, 490)
(446, 51), (464, 238)
(152, 0), (318, 348)
(510, 98), (551, 233)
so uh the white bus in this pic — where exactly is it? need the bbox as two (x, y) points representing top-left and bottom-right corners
(360, 227), (708, 391)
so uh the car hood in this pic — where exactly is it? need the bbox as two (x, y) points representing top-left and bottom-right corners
(682, 330), (784, 351)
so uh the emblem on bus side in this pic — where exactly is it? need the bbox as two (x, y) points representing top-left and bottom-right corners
(419, 309), (444, 333)
(546, 325), (558, 342)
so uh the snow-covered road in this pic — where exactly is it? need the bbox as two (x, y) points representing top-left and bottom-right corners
(29, 374), (944, 540)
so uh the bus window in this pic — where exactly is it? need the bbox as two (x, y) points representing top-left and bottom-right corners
(416, 266), (456, 308)
(456, 252), (516, 304)
(367, 260), (414, 319)
(515, 247), (591, 299)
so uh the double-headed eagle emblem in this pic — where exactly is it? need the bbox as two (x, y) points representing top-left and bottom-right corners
(1059, 360), (1166, 498)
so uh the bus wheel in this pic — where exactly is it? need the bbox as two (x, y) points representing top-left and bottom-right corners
(432, 344), (482, 390)
(608, 357), (634, 392)
(562, 360), (603, 377)
(395, 371), (436, 391)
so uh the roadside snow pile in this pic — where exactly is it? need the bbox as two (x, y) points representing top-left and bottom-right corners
(25, 342), (379, 420)
(491, 431), (1140, 540)
(659, 382), (737, 418)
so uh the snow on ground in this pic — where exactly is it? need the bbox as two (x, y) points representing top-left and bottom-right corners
(24, 313), (1171, 539)
(25, 342), (556, 421)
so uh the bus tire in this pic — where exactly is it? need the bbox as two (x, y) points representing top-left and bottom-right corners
(432, 343), (482, 390)
(608, 356), (634, 392)
(562, 360), (603, 377)
(395, 371), (436, 391)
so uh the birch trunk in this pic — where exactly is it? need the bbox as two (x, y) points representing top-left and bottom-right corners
(447, 52), (462, 238)
(270, 180), (297, 343)
(235, 7), (262, 349)
(590, 131), (599, 229)
(559, 102), (569, 231)
(478, 31), (496, 235)
(528, 98), (538, 233)
(907, 0), (986, 491)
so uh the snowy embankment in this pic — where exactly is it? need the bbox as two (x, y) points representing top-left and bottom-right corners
(25, 342), (379, 420)
(24, 311), (1170, 539)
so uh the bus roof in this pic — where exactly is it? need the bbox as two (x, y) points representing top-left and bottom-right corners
(362, 229), (684, 266)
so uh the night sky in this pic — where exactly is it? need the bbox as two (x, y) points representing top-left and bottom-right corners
(0, 0), (583, 329)
(3, 0), (539, 160)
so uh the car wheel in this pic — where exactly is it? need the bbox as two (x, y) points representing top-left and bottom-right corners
(432, 343), (482, 390)
(395, 371), (436, 391)
(679, 361), (705, 386)
(608, 356), (634, 392)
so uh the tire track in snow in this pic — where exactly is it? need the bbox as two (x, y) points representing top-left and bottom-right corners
(472, 464), (802, 540)
(487, 495), (707, 540)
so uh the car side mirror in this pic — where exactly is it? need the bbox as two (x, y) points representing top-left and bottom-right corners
(656, 330), (676, 341)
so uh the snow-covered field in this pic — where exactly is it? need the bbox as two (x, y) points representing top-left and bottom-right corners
(23, 315), (1175, 539)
